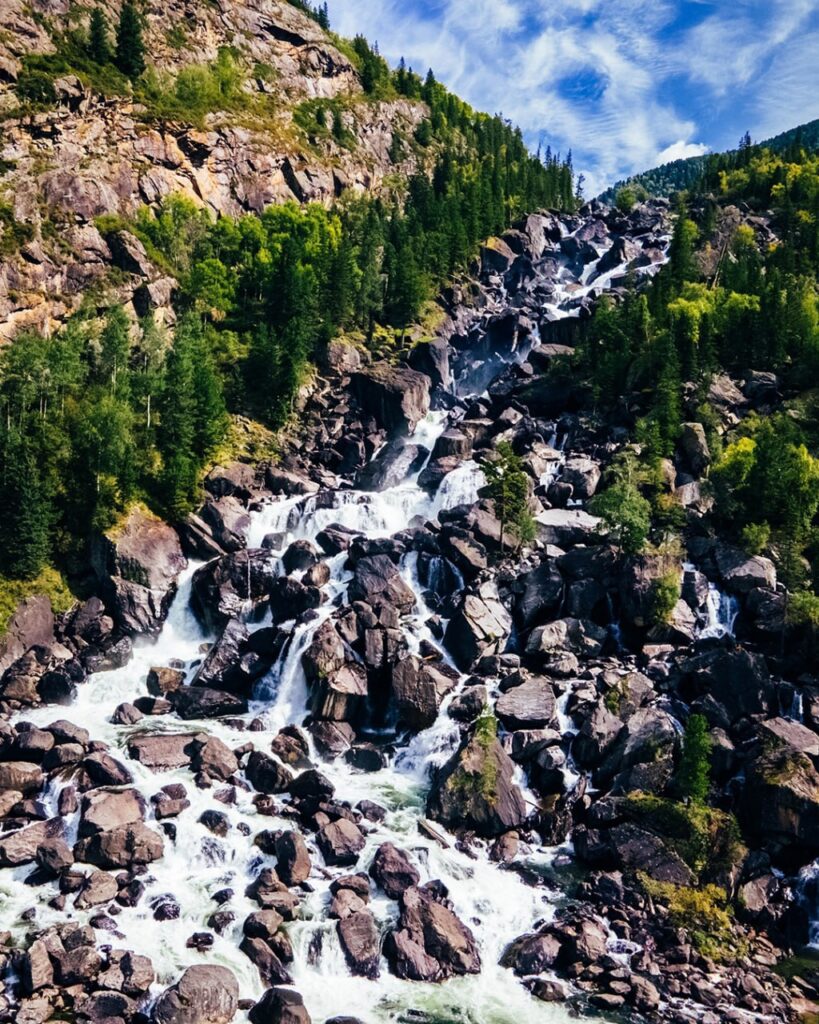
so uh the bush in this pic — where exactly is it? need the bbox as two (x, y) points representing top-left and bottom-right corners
(741, 521), (771, 555)
(676, 713), (712, 803)
(16, 69), (57, 105)
(648, 569), (682, 625)
(639, 877), (745, 962)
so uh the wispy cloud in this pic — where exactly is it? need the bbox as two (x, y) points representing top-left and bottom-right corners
(325, 0), (819, 195)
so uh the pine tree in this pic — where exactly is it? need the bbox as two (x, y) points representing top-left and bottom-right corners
(88, 7), (112, 64)
(115, 0), (146, 80)
(0, 429), (51, 579)
(482, 442), (535, 551)
(676, 714), (711, 804)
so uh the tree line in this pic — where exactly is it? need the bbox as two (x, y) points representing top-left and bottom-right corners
(583, 144), (819, 612)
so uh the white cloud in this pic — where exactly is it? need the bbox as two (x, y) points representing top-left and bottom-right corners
(324, 0), (819, 195)
(655, 141), (710, 164)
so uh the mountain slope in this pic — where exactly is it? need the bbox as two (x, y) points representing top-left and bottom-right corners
(599, 116), (819, 203)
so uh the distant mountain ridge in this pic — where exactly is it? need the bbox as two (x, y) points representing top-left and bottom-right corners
(598, 117), (819, 203)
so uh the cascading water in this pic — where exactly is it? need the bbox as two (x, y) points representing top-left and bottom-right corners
(700, 583), (739, 640)
(0, 211), (673, 1024)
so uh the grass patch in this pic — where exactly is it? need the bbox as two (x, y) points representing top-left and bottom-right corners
(639, 875), (747, 962)
(0, 200), (34, 256)
(0, 567), (75, 638)
(625, 792), (744, 877)
(452, 708), (498, 801)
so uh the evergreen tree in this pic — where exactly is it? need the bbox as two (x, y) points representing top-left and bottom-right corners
(115, 0), (146, 80)
(482, 442), (535, 551)
(88, 7), (112, 64)
(676, 714), (712, 804)
(0, 429), (50, 579)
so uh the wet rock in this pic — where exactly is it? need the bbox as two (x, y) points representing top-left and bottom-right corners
(427, 721), (527, 836)
(572, 703), (624, 768)
(36, 836), (73, 875)
(514, 561), (564, 630)
(495, 676), (557, 730)
(21, 939), (53, 994)
(201, 496), (251, 553)
(392, 655), (459, 730)
(525, 617), (607, 663)
(152, 964), (239, 1024)
(147, 666), (186, 696)
(443, 583), (513, 671)
(249, 987), (311, 1024)
(0, 760), (43, 794)
(386, 884), (481, 981)
(79, 788), (145, 836)
(193, 735), (240, 781)
(408, 338), (450, 388)
(74, 821), (164, 868)
(275, 831), (312, 886)
(0, 818), (62, 866)
(282, 539), (319, 574)
(350, 364), (431, 436)
(192, 549), (280, 632)
(303, 621), (368, 722)
(171, 686), (249, 720)
(338, 910), (380, 978)
(127, 733), (197, 772)
(246, 751), (294, 795)
(356, 441), (429, 491)
(240, 936), (293, 985)
(714, 543), (777, 594)
(596, 708), (679, 789)
(348, 555), (416, 615)
(740, 745), (819, 855)
(270, 577), (322, 624)
(682, 647), (773, 726)
(561, 457), (601, 498)
(205, 462), (258, 501)
(369, 842), (420, 899)
(91, 507), (186, 635)
(317, 818), (366, 867)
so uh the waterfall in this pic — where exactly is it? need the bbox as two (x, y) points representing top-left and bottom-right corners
(700, 583), (739, 640)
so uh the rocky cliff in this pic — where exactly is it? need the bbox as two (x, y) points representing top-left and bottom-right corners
(0, 0), (428, 338)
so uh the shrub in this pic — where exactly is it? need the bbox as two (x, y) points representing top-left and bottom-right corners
(639, 876), (745, 962)
(741, 521), (771, 555)
(16, 69), (57, 105)
(648, 569), (682, 625)
(676, 713), (712, 803)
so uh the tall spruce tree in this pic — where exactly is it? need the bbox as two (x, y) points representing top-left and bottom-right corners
(0, 429), (50, 579)
(88, 7), (112, 64)
(115, 0), (146, 80)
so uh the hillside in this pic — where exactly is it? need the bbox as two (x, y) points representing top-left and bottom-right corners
(599, 116), (819, 203)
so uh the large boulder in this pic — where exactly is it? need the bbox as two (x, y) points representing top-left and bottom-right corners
(679, 422), (711, 476)
(152, 965), (239, 1024)
(513, 562), (564, 631)
(192, 549), (280, 631)
(392, 656), (459, 730)
(338, 910), (380, 978)
(0, 818), (62, 866)
(302, 620), (368, 722)
(561, 457), (601, 499)
(385, 884), (480, 981)
(714, 543), (777, 594)
(356, 441), (429, 492)
(408, 338), (450, 389)
(350, 364), (430, 436)
(427, 719), (527, 836)
(74, 822), (164, 868)
(249, 988), (311, 1024)
(200, 496), (251, 553)
(369, 842), (420, 899)
(495, 676), (557, 731)
(525, 617), (607, 663)
(348, 555), (416, 615)
(0, 595), (55, 676)
(79, 788), (145, 836)
(443, 583), (512, 671)
(682, 647), (774, 727)
(91, 507), (186, 635)
(740, 744), (819, 859)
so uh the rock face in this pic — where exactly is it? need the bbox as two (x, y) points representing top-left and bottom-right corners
(427, 721), (528, 836)
(444, 583), (512, 670)
(91, 507), (186, 634)
(350, 364), (431, 436)
(385, 884), (481, 981)
(392, 656), (459, 729)
(153, 965), (239, 1024)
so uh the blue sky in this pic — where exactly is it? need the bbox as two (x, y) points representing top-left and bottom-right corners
(325, 0), (819, 195)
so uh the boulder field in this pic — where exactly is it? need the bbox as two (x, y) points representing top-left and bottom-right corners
(0, 200), (809, 1024)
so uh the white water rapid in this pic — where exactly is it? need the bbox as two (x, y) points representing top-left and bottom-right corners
(0, 210), (674, 1024)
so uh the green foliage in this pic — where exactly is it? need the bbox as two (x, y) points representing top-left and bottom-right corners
(15, 68), (57, 105)
(0, 202), (35, 256)
(638, 877), (745, 962)
(741, 521), (771, 556)
(787, 590), (819, 628)
(615, 184), (647, 212)
(482, 442), (536, 551)
(0, 567), (74, 638)
(115, 0), (146, 80)
(591, 481), (651, 555)
(648, 569), (681, 626)
(88, 7), (112, 65)
(626, 793), (743, 878)
(676, 714), (712, 804)
(136, 49), (249, 126)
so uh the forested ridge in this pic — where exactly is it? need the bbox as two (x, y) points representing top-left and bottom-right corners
(583, 140), (819, 629)
(0, 8), (575, 603)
